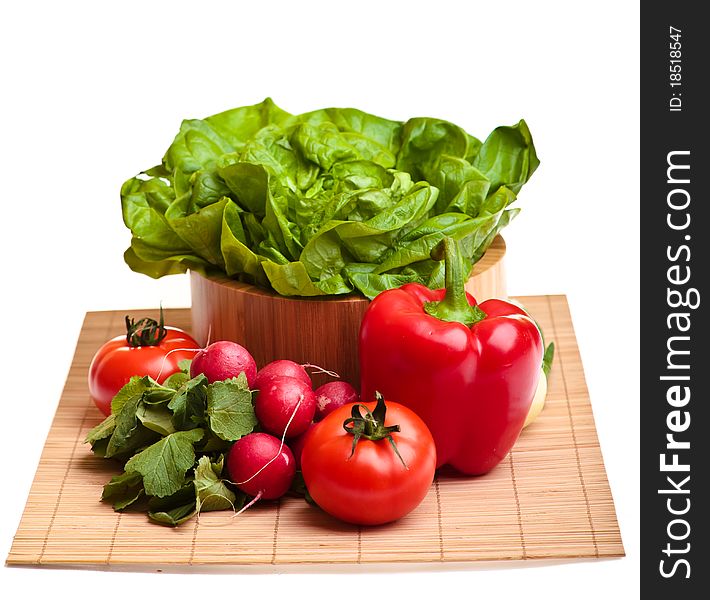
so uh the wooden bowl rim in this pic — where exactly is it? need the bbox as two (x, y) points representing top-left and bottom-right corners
(191, 234), (506, 304)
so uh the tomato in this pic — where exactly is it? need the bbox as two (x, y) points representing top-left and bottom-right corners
(88, 313), (201, 416)
(300, 393), (436, 526)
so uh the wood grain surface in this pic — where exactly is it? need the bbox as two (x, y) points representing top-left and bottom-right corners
(6, 295), (623, 569)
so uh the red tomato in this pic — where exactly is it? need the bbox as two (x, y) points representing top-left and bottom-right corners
(300, 395), (436, 525)
(88, 321), (201, 416)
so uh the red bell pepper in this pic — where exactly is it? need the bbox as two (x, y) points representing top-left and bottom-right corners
(359, 237), (543, 475)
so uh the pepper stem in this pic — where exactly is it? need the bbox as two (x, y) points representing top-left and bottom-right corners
(423, 237), (487, 327)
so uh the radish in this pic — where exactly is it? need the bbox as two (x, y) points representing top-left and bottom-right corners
(313, 381), (359, 421)
(255, 376), (316, 438)
(227, 433), (295, 500)
(254, 359), (311, 390)
(190, 340), (257, 387)
(288, 422), (316, 470)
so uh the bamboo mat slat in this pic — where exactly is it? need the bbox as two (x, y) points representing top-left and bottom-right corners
(6, 295), (623, 568)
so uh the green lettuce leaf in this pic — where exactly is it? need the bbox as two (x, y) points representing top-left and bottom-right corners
(121, 100), (539, 298)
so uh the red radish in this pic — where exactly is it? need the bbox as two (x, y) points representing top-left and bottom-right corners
(254, 359), (311, 390)
(255, 376), (316, 438)
(313, 381), (359, 421)
(227, 433), (295, 499)
(190, 340), (257, 387)
(288, 422), (316, 470)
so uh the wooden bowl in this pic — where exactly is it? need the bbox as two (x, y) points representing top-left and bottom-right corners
(190, 235), (506, 386)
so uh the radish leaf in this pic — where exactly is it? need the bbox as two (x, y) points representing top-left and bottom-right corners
(85, 413), (116, 446)
(206, 373), (257, 441)
(125, 428), (204, 498)
(163, 370), (190, 390)
(110, 375), (153, 415)
(102, 471), (144, 511)
(194, 455), (239, 512)
(136, 402), (176, 436)
(105, 395), (159, 459)
(147, 483), (197, 526)
(168, 373), (207, 430)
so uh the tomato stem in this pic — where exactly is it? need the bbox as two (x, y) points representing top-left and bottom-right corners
(125, 306), (168, 347)
(342, 392), (408, 469)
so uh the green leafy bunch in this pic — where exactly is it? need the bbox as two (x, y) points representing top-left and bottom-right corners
(85, 364), (257, 526)
(122, 99), (539, 298)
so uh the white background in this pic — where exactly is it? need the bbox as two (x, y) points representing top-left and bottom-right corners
(0, 1), (639, 597)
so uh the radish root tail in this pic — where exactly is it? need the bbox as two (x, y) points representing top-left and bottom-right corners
(301, 363), (340, 379)
(155, 346), (202, 381)
(155, 322), (213, 381)
(233, 394), (304, 486)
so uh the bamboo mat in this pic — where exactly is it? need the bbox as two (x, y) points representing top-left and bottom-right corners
(6, 295), (623, 569)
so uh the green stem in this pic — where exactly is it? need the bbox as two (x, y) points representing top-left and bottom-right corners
(125, 305), (168, 347)
(343, 392), (408, 469)
(423, 237), (486, 327)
